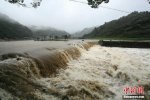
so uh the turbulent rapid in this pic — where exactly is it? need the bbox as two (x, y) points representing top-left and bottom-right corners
(0, 41), (150, 100)
(0, 41), (95, 99)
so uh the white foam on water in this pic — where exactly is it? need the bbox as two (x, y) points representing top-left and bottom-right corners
(1, 44), (149, 100)
(0, 88), (19, 100)
(38, 45), (150, 100)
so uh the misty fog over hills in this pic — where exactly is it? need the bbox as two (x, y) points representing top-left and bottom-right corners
(30, 26), (69, 39)
(0, 13), (70, 40)
(0, 13), (33, 40)
(0, 1), (150, 100)
(1, 11), (150, 40)
(72, 27), (95, 38)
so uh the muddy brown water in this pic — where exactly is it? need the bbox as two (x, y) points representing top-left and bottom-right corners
(0, 40), (149, 100)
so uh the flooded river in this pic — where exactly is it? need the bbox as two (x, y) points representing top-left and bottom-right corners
(0, 41), (149, 100)
(36, 45), (150, 100)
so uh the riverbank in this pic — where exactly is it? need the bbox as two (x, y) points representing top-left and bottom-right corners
(99, 40), (150, 48)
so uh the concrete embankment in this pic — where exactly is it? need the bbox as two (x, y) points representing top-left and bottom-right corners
(99, 40), (150, 48)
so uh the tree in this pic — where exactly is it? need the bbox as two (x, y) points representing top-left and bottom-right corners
(87, 0), (109, 8)
(5, 0), (42, 8)
(83, 11), (150, 39)
(5, 0), (109, 8)
(4, 0), (150, 8)
(63, 35), (70, 40)
(54, 36), (58, 40)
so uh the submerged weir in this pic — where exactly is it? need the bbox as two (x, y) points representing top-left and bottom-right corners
(0, 42), (95, 99)
(0, 41), (150, 100)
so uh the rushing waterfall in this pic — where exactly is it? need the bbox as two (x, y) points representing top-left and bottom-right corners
(0, 42), (95, 99)
(0, 42), (150, 100)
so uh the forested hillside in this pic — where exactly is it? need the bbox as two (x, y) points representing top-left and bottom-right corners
(83, 11), (150, 39)
(0, 13), (33, 40)
(72, 27), (94, 38)
(0, 13), (70, 40)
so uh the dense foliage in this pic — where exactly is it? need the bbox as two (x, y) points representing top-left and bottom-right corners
(83, 11), (150, 39)
(0, 13), (33, 40)
(5, 0), (109, 8)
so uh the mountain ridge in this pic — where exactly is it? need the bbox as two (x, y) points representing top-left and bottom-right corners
(0, 13), (70, 40)
(83, 11), (150, 39)
(0, 13), (33, 40)
(72, 27), (94, 38)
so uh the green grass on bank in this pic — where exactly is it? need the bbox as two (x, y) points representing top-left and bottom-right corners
(86, 36), (150, 41)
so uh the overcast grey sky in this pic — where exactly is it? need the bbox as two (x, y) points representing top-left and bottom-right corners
(0, 0), (150, 33)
